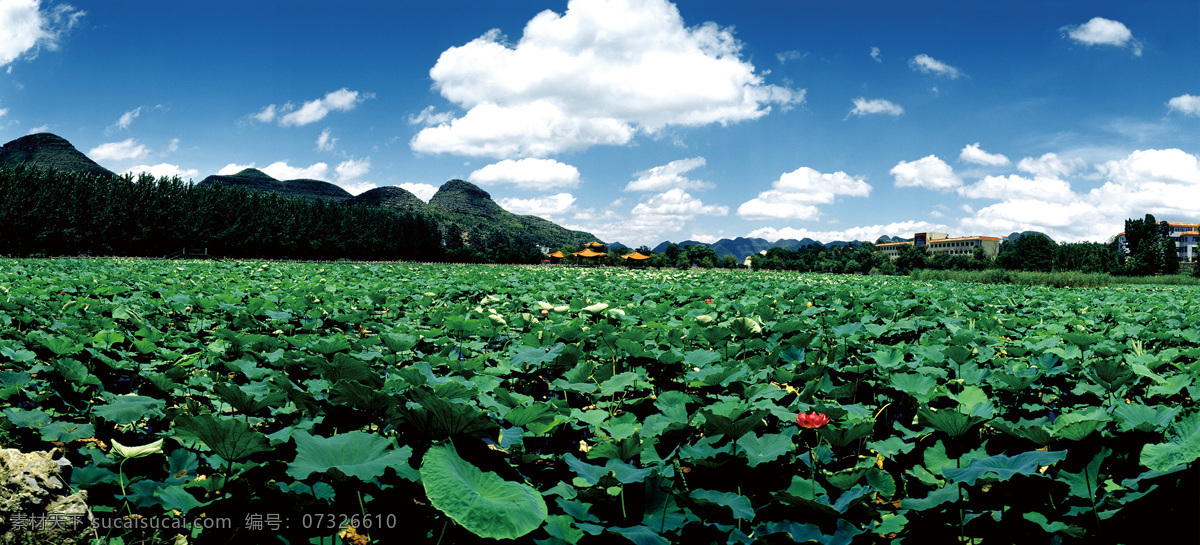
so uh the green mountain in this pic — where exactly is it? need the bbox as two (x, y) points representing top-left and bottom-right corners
(197, 168), (353, 201)
(0, 133), (115, 178)
(347, 186), (427, 212)
(427, 179), (599, 247)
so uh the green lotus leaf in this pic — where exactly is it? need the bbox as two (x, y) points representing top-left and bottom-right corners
(917, 407), (986, 438)
(173, 414), (272, 461)
(1140, 412), (1200, 471)
(111, 438), (163, 460)
(287, 430), (415, 481)
(737, 431), (794, 467)
(690, 489), (754, 520)
(94, 395), (166, 425)
(942, 450), (1067, 485)
(421, 443), (547, 540)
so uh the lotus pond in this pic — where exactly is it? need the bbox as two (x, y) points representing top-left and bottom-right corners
(0, 259), (1196, 544)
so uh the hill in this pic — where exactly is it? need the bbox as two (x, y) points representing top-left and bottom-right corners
(196, 169), (352, 201)
(0, 133), (115, 178)
(427, 179), (599, 247)
(347, 186), (427, 212)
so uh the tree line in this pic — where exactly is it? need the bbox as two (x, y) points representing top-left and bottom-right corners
(0, 165), (444, 260)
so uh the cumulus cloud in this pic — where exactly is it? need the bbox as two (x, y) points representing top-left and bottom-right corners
(870, 46), (881, 63)
(335, 157), (370, 182)
(746, 220), (949, 244)
(960, 199), (1106, 241)
(890, 155), (961, 190)
(737, 167), (871, 220)
(411, 0), (803, 158)
(633, 188), (727, 219)
(1016, 152), (1084, 178)
(957, 174), (1076, 203)
(89, 139), (149, 162)
(317, 128), (336, 151)
(959, 143), (1010, 166)
(849, 97), (903, 117)
(577, 189), (728, 245)
(909, 54), (962, 79)
(407, 105), (455, 126)
(468, 158), (581, 189)
(0, 0), (84, 67)
(1061, 17), (1142, 56)
(219, 161), (330, 181)
(624, 157), (711, 192)
(165, 138), (180, 153)
(400, 182), (439, 202)
(1089, 148), (1200, 219)
(498, 192), (577, 218)
(252, 88), (372, 127)
(339, 182), (376, 196)
(124, 163), (199, 181)
(1167, 94), (1200, 117)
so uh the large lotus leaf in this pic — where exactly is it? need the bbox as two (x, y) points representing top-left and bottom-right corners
(990, 419), (1053, 445)
(1056, 447), (1109, 500)
(287, 430), (415, 481)
(94, 395), (166, 425)
(737, 432), (794, 467)
(173, 414), (272, 461)
(1140, 412), (1200, 471)
(701, 408), (769, 440)
(817, 421), (874, 448)
(917, 407), (986, 438)
(213, 382), (286, 415)
(607, 525), (669, 545)
(890, 373), (938, 403)
(39, 421), (95, 443)
(404, 388), (500, 439)
(1050, 408), (1109, 441)
(3, 407), (52, 428)
(942, 450), (1067, 485)
(421, 443), (547, 540)
(511, 343), (564, 369)
(1114, 403), (1179, 433)
(689, 489), (754, 520)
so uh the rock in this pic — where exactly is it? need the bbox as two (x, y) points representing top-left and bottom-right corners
(0, 448), (92, 543)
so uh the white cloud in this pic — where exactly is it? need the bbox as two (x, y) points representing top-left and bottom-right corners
(89, 139), (149, 161)
(959, 143), (1010, 166)
(624, 156), (711, 192)
(909, 54), (962, 79)
(109, 106), (142, 132)
(1061, 17), (1142, 56)
(253, 88), (372, 127)
(870, 46), (881, 63)
(412, 0), (803, 158)
(124, 163), (199, 181)
(400, 182), (439, 202)
(633, 188), (727, 219)
(960, 199), (1106, 242)
(575, 189), (727, 245)
(27, 124), (51, 134)
(0, 0), (84, 67)
(737, 166), (871, 220)
(339, 182), (376, 196)
(468, 158), (581, 189)
(1016, 152), (1084, 178)
(252, 161), (329, 180)
(958, 174), (1076, 203)
(498, 192), (577, 218)
(689, 232), (721, 244)
(1167, 94), (1200, 117)
(849, 97), (903, 117)
(746, 220), (949, 243)
(776, 50), (805, 64)
(1089, 148), (1200, 219)
(407, 105), (455, 126)
(890, 155), (961, 190)
(165, 138), (179, 153)
(253, 104), (278, 123)
(335, 157), (370, 181)
(317, 128), (336, 151)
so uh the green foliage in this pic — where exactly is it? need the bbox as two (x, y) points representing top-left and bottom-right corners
(0, 260), (1194, 544)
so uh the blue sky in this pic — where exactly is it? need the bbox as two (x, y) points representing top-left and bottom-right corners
(2, 0), (1198, 246)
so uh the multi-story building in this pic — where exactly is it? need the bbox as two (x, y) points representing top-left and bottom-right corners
(1117, 221), (1200, 262)
(876, 232), (1002, 259)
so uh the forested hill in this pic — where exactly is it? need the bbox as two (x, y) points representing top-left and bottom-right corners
(0, 133), (115, 179)
(197, 169), (353, 202)
(0, 133), (600, 261)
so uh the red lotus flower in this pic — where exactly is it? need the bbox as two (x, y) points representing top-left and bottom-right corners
(796, 412), (830, 429)
(705, 298), (713, 303)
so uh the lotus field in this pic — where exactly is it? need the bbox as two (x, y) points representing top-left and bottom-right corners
(1, 259), (1196, 544)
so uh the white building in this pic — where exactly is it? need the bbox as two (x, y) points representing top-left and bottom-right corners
(1117, 221), (1199, 262)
